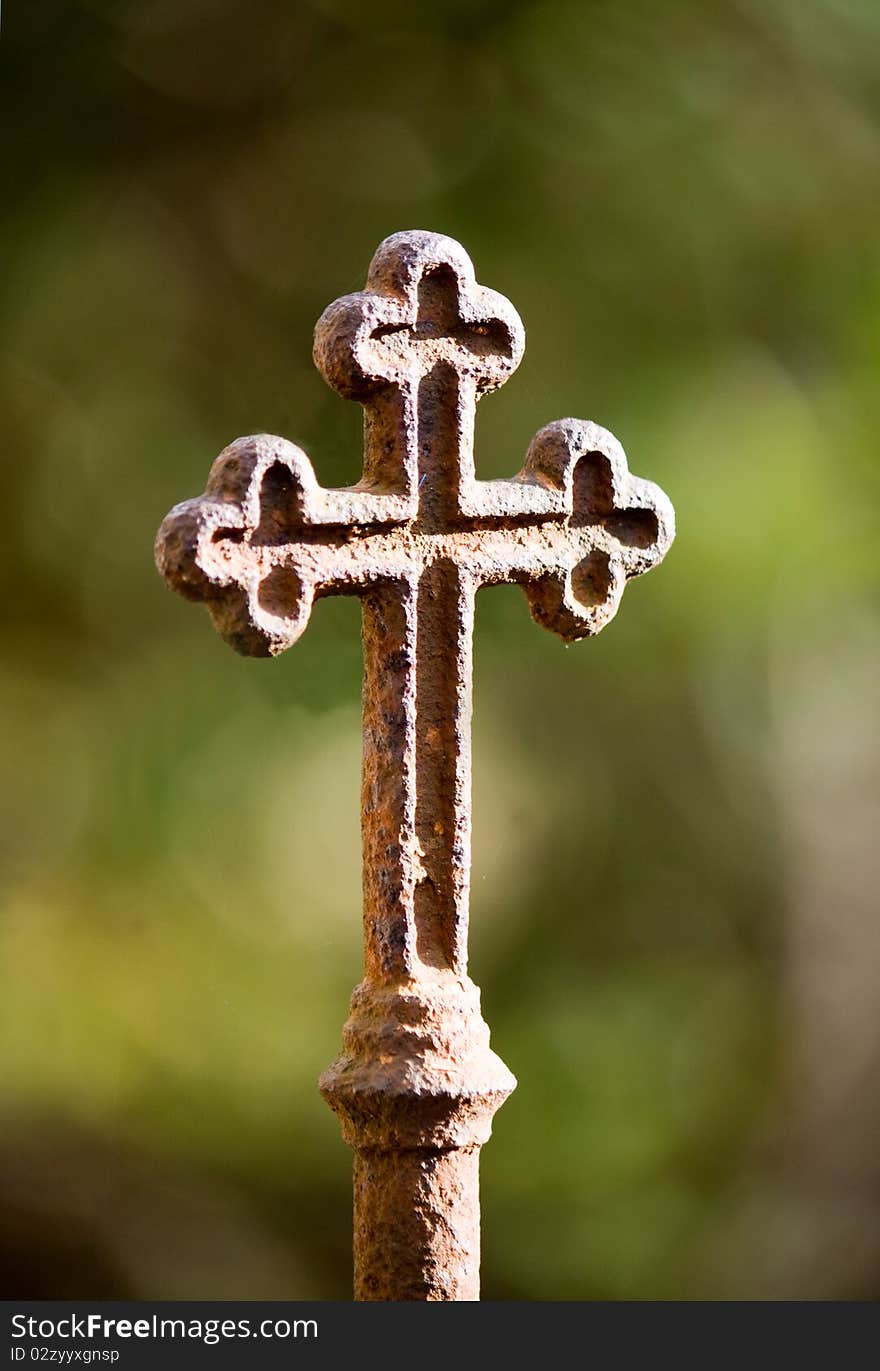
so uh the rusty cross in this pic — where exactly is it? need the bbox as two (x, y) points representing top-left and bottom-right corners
(156, 231), (675, 1301)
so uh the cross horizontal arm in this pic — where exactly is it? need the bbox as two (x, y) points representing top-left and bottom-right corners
(155, 419), (673, 656)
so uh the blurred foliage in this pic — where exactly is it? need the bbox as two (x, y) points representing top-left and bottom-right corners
(1, 0), (879, 1299)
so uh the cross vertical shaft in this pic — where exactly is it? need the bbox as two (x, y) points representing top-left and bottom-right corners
(361, 359), (478, 981)
(154, 230), (675, 1301)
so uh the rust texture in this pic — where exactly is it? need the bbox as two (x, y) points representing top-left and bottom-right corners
(155, 230), (675, 1300)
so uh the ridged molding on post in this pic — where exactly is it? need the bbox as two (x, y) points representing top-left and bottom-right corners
(155, 231), (675, 1300)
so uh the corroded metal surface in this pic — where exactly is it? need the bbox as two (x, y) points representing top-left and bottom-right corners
(155, 230), (675, 1301)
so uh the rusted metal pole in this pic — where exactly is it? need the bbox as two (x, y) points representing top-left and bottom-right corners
(319, 567), (514, 1300)
(155, 230), (675, 1300)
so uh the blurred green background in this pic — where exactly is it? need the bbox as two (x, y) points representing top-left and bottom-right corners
(2, 0), (879, 1300)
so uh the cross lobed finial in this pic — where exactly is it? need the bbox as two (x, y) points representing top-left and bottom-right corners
(155, 230), (675, 1301)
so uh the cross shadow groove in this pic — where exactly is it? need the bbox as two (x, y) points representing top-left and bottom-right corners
(416, 265), (512, 359)
(412, 557), (463, 973)
(571, 451), (659, 548)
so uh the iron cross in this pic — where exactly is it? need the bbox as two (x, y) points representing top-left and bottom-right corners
(155, 230), (675, 1301)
